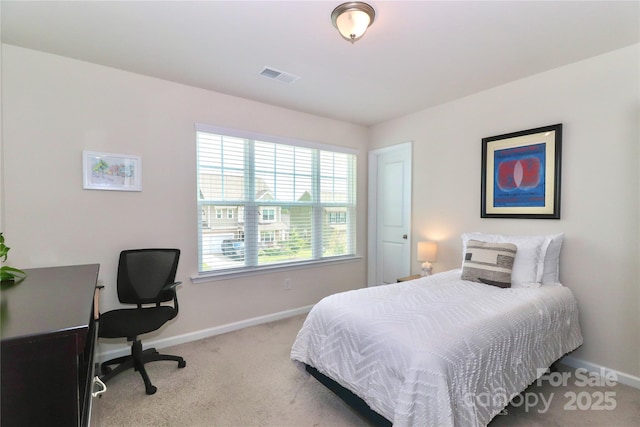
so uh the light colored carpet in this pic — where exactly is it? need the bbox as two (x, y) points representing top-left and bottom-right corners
(93, 314), (640, 427)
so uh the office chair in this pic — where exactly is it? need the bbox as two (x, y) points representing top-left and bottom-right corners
(98, 248), (186, 395)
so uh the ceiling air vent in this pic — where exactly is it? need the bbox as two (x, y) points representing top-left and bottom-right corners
(260, 67), (300, 84)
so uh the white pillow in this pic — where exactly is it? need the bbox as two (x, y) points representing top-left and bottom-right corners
(541, 233), (563, 285)
(461, 232), (551, 287)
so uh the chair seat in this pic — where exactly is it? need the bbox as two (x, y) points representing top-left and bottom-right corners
(99, 306), (177, 339)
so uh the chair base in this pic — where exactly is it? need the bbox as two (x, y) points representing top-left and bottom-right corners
(100, 339), (186, 395)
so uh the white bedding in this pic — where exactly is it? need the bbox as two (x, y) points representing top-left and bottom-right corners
(290, 269), (583, 426)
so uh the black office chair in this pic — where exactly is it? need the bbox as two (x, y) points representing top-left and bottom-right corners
(98, 248), (186, 395)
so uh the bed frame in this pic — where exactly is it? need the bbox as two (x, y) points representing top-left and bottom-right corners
(306, 362), (564, 426)
(305, 364), (392, 427)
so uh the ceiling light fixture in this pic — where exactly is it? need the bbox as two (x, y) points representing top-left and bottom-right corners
(331, 2), (375, 44)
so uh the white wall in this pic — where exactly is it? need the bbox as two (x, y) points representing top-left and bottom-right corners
(3, 42), (639, 380)
(371, 45), (640, 378)
(1, 45), (368, 352)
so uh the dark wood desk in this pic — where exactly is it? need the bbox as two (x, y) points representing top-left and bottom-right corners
(1, 264), (100, 427)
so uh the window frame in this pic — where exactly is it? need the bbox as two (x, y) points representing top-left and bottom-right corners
(193, 124), (360, 282)
(328, 211), (347, 224)
(261, 208), (276, 222)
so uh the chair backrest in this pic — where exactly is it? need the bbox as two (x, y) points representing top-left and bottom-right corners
(117, 249), (180, 304)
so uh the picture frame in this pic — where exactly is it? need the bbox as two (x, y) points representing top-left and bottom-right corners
(481, 124), (562, 219)
(82, 151), (142, 191)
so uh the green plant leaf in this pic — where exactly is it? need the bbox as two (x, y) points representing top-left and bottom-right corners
(0, 233), (26, 284)
(0, 232), (8, 262)
(1, 265), (26, 279)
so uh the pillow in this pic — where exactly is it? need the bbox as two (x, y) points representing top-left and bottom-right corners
(541, 233), (564, 284)
(461, 232), (551, 287)
(461, 240), (517, 288)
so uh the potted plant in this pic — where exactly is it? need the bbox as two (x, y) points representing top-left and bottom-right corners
(1, 233), (26, 285)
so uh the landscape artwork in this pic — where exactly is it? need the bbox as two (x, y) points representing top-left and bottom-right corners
(83, 151), (142, 191)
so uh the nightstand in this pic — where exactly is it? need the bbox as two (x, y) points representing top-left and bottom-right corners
(397, 274), (421, 282)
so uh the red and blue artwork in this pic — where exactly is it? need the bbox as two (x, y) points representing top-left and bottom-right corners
(494, 143), (546, 207)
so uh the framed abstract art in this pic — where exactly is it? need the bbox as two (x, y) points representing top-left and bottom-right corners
(481, 124), (562, 219)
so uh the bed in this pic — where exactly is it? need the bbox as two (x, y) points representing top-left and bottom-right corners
(291, 233), (583, 426)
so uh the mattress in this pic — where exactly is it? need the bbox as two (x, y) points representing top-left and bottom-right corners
(290, 269), (583, 426)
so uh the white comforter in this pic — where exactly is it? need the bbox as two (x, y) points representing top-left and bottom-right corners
(290, 269), (583, 426)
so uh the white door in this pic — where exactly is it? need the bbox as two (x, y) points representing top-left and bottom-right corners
(368, 142), (412, 286)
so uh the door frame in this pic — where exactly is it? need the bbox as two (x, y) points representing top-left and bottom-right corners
(367, 142), (412, 286)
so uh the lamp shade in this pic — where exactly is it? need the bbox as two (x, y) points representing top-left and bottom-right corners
(417, 241), (438, 262)
(331, 2), (375, 43)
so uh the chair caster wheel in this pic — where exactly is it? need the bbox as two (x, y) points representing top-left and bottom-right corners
(146, 385), (157, 395)
(178, 360), (186, 368)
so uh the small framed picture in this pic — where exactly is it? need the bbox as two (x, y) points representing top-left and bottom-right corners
(481, 124), (562, 219)
(83, 151), (142, 191)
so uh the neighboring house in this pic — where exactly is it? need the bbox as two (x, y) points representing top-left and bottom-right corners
(200, 176), (348, 256)
(199, 173), (288, 254)
(291, 190), (349, 255)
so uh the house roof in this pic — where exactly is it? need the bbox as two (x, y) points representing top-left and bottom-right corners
(2, 1), (638, 126)
(200, 172), (272, 201)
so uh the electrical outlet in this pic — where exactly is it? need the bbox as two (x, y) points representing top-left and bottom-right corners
(284, 278), (292, 290)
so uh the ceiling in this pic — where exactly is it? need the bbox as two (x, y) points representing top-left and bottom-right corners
(2, 1), (639, 126)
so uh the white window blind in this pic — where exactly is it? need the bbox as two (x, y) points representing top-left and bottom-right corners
(196, 125), (357, 274)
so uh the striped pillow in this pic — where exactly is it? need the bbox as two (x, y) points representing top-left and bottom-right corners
(461, 240), (517, 288)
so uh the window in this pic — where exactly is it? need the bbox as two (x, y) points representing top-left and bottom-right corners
(328, 211), (347, 224)
(196, 124), (357, 274)
(261, 208), (275, 222)
(260, 230), (275, 243)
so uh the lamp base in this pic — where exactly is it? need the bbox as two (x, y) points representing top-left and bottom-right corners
(421, 261), (433, 277)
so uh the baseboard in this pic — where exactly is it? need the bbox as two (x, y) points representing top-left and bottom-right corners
(560, 355), (640, 390)
(97, 305), (314, 361)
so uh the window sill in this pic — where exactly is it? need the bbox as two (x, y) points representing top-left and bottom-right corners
(190, 255), (363, 284)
